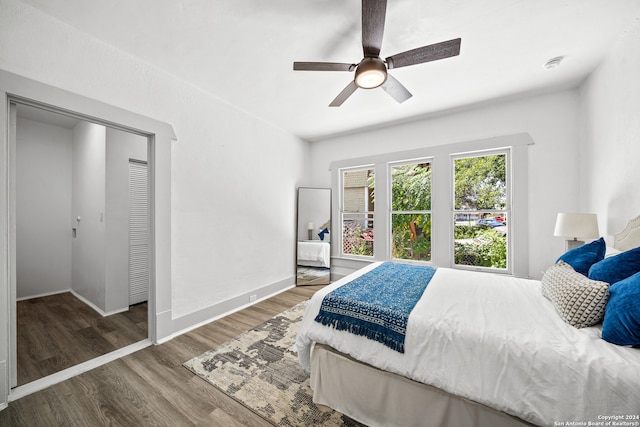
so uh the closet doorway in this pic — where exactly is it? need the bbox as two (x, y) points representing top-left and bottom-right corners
(12, 103), (150, 387)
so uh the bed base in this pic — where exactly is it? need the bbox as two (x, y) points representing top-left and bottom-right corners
(310, 344), (534, 427)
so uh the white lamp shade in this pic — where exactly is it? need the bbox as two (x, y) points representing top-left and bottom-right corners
(307, 222), (315, 230)
(554, 213), (599, 239)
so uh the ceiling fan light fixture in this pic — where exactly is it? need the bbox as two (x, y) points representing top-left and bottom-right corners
(355, 57), (387, 88)
(292, 1), (462, 106)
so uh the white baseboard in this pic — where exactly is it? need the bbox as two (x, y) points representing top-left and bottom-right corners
(16, 288), (71, 302)
(159, 276), (295, 344)
(16, 289), (128, 317)
(70, 290), (128, 317)
(154, 309), (173, 344)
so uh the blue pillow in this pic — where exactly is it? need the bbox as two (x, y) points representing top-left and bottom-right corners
(601, 272), (640, 346)
(556, 237), (605, 276)
(588, 246), (640, 284)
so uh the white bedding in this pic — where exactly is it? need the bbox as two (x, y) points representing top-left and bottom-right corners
(297, 241), (330, 268)
(296, 262), (640, 426)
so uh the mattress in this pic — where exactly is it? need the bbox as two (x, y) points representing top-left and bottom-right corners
(296, 262), (640, 426)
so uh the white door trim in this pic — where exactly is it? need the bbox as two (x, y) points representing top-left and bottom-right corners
(0, 69), (176, 407)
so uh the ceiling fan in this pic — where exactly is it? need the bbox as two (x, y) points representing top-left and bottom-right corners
(293, 0), (461, 107)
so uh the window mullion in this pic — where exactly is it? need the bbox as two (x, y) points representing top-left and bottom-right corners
(373, 163), (388, 261)
(431, 155), (451, 267)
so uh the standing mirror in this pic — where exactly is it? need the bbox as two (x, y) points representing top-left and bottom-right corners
(296, 187), (331, 285)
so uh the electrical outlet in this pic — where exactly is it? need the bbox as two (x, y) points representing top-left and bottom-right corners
(249, 294), (257, 303)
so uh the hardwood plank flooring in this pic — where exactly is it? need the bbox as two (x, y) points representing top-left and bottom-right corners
(16, 292), (148, 386)
(1, 285), (325, 426)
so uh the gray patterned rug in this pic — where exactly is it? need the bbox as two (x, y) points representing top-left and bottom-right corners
(183, 301), (365, 427)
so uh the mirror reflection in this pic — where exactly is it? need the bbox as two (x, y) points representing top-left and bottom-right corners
(296, 187), (331, 285)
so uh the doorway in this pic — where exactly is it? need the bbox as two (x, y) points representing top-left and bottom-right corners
(1, 70), (176, 407)
(12, 103), (150, 388)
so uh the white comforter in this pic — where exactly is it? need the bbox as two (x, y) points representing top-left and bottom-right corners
(296, 262), (640, 426)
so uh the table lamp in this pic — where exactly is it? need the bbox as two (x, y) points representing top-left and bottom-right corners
(554, 213), (599, 251)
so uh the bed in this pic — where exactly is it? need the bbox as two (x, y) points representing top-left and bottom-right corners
(296, 217), (640, 427)
(297, 240), (331, 268)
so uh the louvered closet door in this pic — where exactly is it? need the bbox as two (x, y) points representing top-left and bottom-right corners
(129, 160), (149, 305)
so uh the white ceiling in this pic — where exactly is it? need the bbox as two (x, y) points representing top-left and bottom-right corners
(17, 104), (80, 129)
(19, 0), (640, 141)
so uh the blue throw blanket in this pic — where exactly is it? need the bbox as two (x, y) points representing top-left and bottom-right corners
(314, 262), (437, 353)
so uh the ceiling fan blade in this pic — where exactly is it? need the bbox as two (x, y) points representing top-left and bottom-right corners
(362, 0), (387, 57)
(293, 62), (356, 72)
(329, 81), (359, 107)
(386, 38), (461, 69)
(381, 74), (412, 104)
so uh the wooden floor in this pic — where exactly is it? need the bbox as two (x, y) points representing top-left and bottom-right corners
(1, 285), (324, 426)
(16, 292), (148, 386)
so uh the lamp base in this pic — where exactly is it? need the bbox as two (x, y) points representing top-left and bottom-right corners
(308, 230), (313, 240)
(565, 239), (584, 251)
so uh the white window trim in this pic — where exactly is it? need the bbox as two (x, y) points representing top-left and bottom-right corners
(330, 133), (532, 277)
(339, 165), (375, 260)
(388, 158), (434, 264)
(451, 148), (512, 274)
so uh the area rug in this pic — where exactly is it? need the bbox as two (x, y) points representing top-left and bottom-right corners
(183, 301), (364, 427)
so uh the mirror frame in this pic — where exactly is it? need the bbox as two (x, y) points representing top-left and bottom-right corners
(296, 187), (331, 285)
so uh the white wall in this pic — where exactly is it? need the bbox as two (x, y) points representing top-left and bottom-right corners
(105, 127), (148, 313)
(580, 18), (640, 240)
(0, 0), (309, 330)
(310, 90), (581, 278)
(15, 118), (73, 299)
(71, 122), (107, 310)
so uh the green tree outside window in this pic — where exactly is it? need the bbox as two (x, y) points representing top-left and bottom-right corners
(390, 163), (432, 261)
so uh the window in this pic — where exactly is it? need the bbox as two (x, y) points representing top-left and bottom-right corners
(452, 151), (509, 270)
(341, 167), (375, 257)
(390, 161), (432, 261)
(330, 134), (529, 276)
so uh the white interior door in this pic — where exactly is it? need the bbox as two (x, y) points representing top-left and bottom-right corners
(128, 160), (149, 305)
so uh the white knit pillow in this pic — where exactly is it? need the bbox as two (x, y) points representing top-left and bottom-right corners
(541, 261), (610, 328)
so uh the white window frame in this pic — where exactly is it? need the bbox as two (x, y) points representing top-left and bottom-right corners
(388, 158), (433, 264)
(339, 165), (375, 259)
(451, 148), (512, 274)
